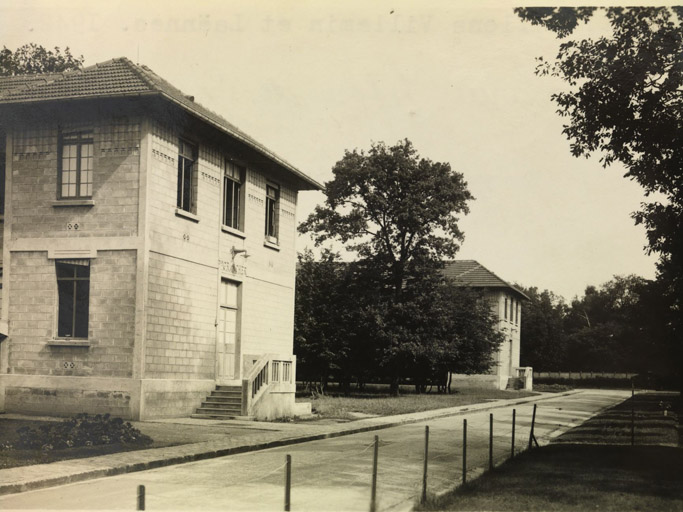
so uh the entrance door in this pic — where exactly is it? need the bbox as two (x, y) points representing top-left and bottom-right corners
(217, 279), (239, 381)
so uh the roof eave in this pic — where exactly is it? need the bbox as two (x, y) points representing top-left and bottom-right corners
(157, 91), (323, 191)
(0, 87), (323, 192)
(0, 90), (159, 105)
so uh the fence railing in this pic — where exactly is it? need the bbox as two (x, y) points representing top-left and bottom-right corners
(242, 354), (295, 416)
(272, 360), (293, 384)
(134, 404), (542, 511)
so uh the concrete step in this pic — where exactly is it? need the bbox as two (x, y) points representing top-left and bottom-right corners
(215, 386), (241, 392)
(208, 392), (241, 398)
(190, 413), (254, 420)
(190, 413), (239, 419)
(205, 397), (241, 404)
(196, 406), (242, 414)
(193, 385), (245, 421)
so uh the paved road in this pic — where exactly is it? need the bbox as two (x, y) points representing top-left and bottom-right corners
(0, 389), (629, 511)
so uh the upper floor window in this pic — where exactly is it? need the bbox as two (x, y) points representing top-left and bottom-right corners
(223, 161), (245, 231)
(56, 259), (90, 338)
(265, 184), (279, 243)
(59, 130), (93, 199)
(511, 298), (516, 323)
(177, 139), (197, 213)
(504, 297), (508, 320)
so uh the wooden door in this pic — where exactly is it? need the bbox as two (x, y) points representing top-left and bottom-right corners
(217, 279), (239, 381)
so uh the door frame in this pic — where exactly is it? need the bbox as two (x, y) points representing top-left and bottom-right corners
(216, 277), (242, 383)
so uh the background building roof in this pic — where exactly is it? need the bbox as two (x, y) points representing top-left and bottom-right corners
(443, 260), (529, 300)
(0, 57), (322, 190)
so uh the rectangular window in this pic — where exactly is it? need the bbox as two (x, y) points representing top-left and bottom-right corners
(177, 139), (197, 213)
(265, 184), (279, 242)
(223, 161), (244, 230)
(513, 299), (516, 323)
(504, 297), (508, 320)
(59, 130), (94, 198)
(516, 302), (520, 324)
(56, 260), (90, 338)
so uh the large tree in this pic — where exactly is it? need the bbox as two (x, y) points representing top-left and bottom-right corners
(295, 249), (380, 393)
(300, 139), (473, 296)
(294, 250), (502, 394)
(0, 43), (83, 76)
(299, 139), (495, 394)
(516, 7), (683, 385)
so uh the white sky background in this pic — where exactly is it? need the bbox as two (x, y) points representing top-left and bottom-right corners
(0, 1), (660, 300)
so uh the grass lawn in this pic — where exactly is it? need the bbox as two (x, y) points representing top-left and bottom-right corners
(418, 392), (683, 511)
(420, 445), (683, 511)
(305, 388), (538, 420)
(0, 418), (166, 470)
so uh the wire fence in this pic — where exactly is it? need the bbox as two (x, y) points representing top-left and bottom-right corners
(130, 391), (674, 511)
(132, 404), (545, 511)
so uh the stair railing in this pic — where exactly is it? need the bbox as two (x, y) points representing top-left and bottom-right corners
(241, 354), (295, 416)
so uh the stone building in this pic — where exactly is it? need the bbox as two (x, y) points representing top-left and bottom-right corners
(0, 58), (321, 420)
(443, 260), (532, 390)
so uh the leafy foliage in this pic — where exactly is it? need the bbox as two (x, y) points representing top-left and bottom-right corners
(295, 253), (503, 393)
(516, 7), (683, 386)
(300, 139), (473, 295)
(295, 249), (379, 390)
(298, 140), (501, 393)
(519, 276), (676, 377)
(518, 287), (568, 371)
(11, 413), (152, 452)
(0, 43), (83, 76)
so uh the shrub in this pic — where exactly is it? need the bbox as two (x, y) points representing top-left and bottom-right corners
(15, 413), (153, 451)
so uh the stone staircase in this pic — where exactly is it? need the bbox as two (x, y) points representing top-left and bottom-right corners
(191, 385), (244, 419)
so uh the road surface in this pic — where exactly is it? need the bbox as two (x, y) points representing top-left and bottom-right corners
(0, 389), (629, 511)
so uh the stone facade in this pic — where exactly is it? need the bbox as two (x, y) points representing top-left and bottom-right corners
(450, 289), (525, 390)
(0, 62), (320, 419)
(444, 260), (530, 391)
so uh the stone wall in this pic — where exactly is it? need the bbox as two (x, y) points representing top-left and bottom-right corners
(8, 250), (136, 378)
(10, 117), (140, 239)
(5, 385), (131, 417)
(144, 252), (216, 380)
(147, 121), (298, 381)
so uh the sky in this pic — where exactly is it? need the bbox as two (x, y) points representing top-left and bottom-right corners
(0, 1), (660, 300)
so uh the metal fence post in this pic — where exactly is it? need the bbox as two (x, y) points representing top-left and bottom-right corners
(370, 435), (379, 512)
(528, 404), (538, 449)
(285, 454), (292, 511)
(489, 413), (493, 471)
(462, 419), (467, 485)
(421, 426), (429, 504)
(511, 408), (516, 458)
(137, 484), (145, 511)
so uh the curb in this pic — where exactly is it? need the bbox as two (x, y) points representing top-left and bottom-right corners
(0, 390), (580, 496)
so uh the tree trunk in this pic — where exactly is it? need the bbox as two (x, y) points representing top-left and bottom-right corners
(389, 376), (400, 396)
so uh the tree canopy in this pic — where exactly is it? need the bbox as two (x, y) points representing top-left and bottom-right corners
(516, 7), (683, 386)
(295, 250), (503, 393)
(0, 43), (84, 76)
(519, 275), (675, 378)
(298, 139), (502, 394)
(300, 139), (473, 295)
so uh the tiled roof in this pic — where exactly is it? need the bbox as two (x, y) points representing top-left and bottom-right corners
(0, 73), (66, 92)
(0, 58), (322, 190)
(443, 260), (529, 300)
